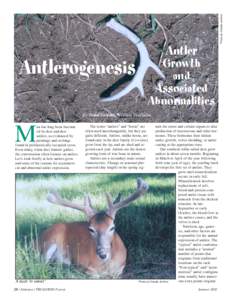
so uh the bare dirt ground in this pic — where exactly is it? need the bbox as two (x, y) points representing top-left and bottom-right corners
(14, 14), (218, 123)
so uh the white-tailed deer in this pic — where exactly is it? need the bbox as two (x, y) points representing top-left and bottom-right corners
(39, 178), (148, 278)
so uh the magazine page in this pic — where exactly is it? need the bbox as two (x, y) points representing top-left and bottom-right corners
(0, 1), (231, 299)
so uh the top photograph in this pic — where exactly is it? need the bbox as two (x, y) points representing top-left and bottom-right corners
(14, 14), (218, 123)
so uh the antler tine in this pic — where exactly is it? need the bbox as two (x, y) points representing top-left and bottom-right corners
(84, 194), (93, 208)
(47, 191), (96, 220)
(84, 194), (97, 217)
(114, 178), (149, 210)
(107, 178), (149, 218)
(106, 192), (114, 209)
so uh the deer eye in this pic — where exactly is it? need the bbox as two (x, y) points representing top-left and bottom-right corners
(110, 226), (115, 231)
(88, 227), (95, 233)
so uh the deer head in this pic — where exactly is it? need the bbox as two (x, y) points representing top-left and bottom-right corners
(47, 178), (149, 262)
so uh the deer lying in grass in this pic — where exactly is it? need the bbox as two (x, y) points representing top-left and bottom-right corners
(39, 178), (149, 278)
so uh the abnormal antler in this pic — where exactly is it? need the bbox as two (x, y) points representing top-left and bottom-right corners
(106, 178), (149, 218)
(47, 191), (96, 220)
(101, 18), (165, 102)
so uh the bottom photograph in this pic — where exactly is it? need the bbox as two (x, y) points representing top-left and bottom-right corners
(15, 173), (176, 280)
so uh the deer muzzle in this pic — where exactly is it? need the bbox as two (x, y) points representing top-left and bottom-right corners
(96, 235), (111, 261)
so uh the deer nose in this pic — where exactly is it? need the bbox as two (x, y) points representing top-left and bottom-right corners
(99, 253), (107, 260)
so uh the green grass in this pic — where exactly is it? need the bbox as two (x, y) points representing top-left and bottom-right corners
(16, 173), (176, 279)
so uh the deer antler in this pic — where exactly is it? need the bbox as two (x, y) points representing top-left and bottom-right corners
(106, 178), (149, 218)
(101, 18), (165, 102)
(47, 191), (96, 220)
